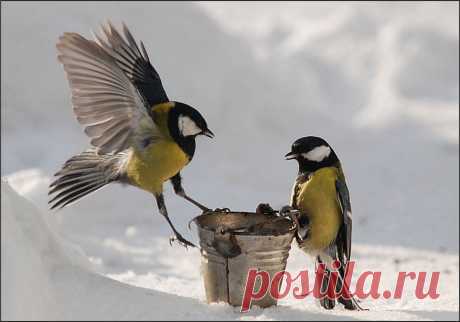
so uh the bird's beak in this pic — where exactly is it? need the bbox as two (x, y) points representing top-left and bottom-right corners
(284, 151), (298, 160)
(202, 129), (215, 139)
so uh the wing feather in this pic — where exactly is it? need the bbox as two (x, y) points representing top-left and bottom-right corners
(57, 31), (162, 153)
(93, 21), (169, 106)
(336, 178), (352, 262)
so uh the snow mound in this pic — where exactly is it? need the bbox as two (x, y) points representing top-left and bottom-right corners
(0, 180), (214, 320)
(2, 179), (459, 320)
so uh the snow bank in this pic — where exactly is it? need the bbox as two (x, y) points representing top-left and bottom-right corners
(2, 178), (458, 320)
(0, 180), (215, 320)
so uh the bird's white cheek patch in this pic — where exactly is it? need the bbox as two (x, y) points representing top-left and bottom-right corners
(302, 145), (331, 162)
(178, 115), (201, 137)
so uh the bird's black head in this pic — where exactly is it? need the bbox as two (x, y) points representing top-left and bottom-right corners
(285, 136), (339, 174)
(168, 101), (214, 158)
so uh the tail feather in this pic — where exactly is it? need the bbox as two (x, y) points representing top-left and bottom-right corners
(336, 266), (357, 310)
(49, 149), (127, 210)
(50, 184), (105, 210)
(49, 181), (101, 205)
(49, 173), (102, 193)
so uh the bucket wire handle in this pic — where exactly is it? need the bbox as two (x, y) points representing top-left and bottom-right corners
(211, 225), (242, 258)
(188, 211), (242, 257)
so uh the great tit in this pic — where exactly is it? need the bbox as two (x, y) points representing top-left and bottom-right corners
(285, 136), (362, 310)
(49, 22), (214, 248)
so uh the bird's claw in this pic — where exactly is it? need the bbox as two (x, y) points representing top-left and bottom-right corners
(169, 234), (196, 248)
(213, 207), (231, 213)
(201, 207), (231, 214)
(200, 206), (212, 214)
(256, 203), (276, 215)
(279, 205), (295, 216)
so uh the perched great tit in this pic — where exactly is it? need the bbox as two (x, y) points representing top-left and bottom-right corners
(285, 136), (362, 310)
(49, 22), (214, 248)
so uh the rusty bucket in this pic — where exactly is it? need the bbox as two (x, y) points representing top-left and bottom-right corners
(193, 211), (296, 309)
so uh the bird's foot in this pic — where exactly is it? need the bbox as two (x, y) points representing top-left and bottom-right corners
(212, 207), (231, 213)
(279, 206), (301, 221)
(199, 206), (212, 213)
(169, 233), (196, 248)
(320, 297), (336, 310)
(279, 205), (295, 216)
(338, 295), (368, 311)
(256, 203), (276, 215)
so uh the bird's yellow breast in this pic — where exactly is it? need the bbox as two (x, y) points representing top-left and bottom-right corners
(126, 140), (190, 195)
(126, 101), (189, 195)
(295, 167), (342, 252)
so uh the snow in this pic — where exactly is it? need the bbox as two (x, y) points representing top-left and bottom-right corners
(2, 178), (459, 320)
(1, 180), (209, 320)
(1, 1), (459, 320)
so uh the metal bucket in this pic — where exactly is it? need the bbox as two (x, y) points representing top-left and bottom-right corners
(194, 211), (296, 309)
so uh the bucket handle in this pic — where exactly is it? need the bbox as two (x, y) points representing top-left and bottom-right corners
(188, 214), (242, 258)
(210, 226), (242, 258)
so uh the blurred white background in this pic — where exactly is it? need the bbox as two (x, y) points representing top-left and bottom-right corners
(3, 1), (458, 251)
(1, 2), (459, 319)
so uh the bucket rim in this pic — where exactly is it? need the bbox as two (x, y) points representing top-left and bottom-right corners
(192, 210), (297, 236)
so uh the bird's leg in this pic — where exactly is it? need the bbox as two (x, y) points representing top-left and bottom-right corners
(155, 193), (196, 248)
(170, 173), (211, 213)
(337, 264), (367, 311)
(317, 256), (336, 310)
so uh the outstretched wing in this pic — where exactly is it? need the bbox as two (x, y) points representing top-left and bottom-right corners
(57, 32), (163, 153)
(93, 21), (169, 107)
(336, 178), (352, 262)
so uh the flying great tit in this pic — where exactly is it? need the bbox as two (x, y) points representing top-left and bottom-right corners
(285, 136), (363, 310)
(48, 22), (214, 248)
